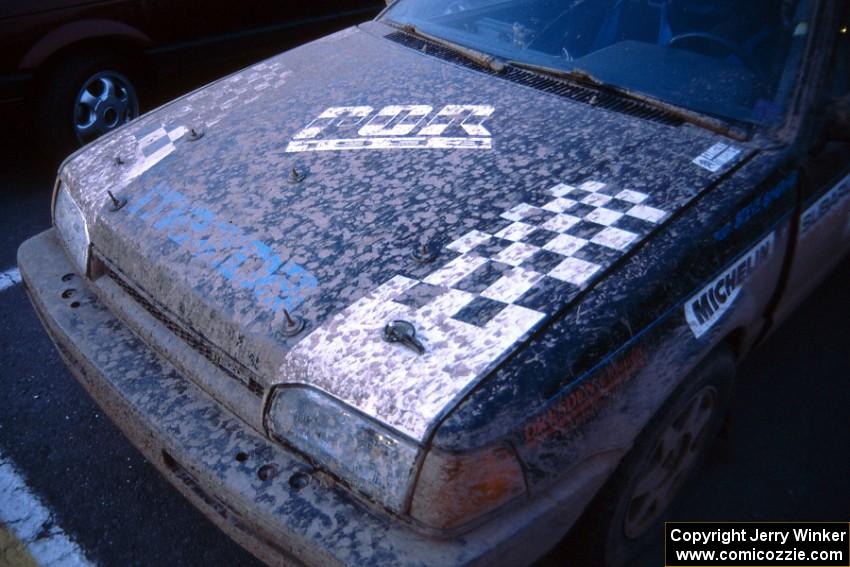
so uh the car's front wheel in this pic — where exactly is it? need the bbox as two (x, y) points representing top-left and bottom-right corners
(562, 347), (736, 566)
(38, 50), (142, 152)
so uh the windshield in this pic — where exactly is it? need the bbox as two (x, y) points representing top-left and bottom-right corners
(381, 0), (813, 125)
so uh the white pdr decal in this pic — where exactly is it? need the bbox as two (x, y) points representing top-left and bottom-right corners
(685, 233), (774, 338)
(285, 104), (494, 152)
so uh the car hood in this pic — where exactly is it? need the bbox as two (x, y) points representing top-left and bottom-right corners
(59, 22), (750, 442)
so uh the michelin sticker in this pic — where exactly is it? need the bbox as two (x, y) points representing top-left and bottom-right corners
(693, 143), (742, 173)
(685, 233), (774, 338)
(800, 171), (850, 237)
(286, 104), (494, 152)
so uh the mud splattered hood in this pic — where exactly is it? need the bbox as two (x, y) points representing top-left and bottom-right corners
(59, 22), (748, 442)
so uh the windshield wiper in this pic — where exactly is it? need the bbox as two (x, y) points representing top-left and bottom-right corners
(385, 20), (507, 74)
(507, 61), (750, 140)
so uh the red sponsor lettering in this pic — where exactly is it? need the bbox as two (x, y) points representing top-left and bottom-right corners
(523, 347), (648, 448)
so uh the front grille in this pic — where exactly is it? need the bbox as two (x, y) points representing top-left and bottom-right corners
(103, 261), (265, 397)
(385, 31), (684, 127)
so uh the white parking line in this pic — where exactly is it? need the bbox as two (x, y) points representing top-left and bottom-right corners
(0, 267), (21, 293)
(0, 453), (94, 567)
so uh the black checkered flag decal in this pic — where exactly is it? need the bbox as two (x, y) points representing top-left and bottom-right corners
(288, 180), (671, 440)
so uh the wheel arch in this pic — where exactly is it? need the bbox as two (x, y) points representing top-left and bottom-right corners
(19, 19), (153, 71)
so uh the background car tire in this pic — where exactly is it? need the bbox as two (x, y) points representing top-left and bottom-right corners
(37, 49), (143, 154)
(561, 347), (736, 567)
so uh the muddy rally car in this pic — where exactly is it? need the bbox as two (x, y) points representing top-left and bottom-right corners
(17, 0), (850, 565)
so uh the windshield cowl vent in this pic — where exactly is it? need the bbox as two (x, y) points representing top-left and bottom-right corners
(385, 31), (684, 128)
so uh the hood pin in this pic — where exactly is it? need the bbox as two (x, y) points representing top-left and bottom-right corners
(106, 190), (127, 212)
(280, 309), (305, 337)
(383, 320), (425, 355)
(411, 242), (437, 264)
(185, 127), (205, 142)
(289, 167), (306, 184)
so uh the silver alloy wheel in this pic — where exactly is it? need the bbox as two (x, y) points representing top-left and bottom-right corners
(623, 385), (719, 539)
(73, 70), (139, 145)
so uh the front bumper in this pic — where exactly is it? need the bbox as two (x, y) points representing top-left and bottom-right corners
(18, 228), (612, 567)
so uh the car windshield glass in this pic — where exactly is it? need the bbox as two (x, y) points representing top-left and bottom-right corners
(381, 0), (813, 126)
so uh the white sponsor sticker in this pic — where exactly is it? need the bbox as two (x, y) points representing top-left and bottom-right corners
(685, 233), (774, 338)
(799, 171), (850, 237)
(286, 104), (494, 152)
(693, 143), (742, 173)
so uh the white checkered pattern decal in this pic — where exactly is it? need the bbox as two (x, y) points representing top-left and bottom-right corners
(285, 180), (671, 441)
(428, 179), (671, 316)
(126, 124), (188, 180)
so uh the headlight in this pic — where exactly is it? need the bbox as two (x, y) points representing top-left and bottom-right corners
(266, 386), (420, 512)
(52, 180), (90, 275)
(266, 386), (527, 529)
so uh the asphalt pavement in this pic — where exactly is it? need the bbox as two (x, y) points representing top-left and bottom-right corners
(0, 114), (848, 567)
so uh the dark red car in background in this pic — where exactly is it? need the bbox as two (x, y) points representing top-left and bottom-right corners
(0, 0), (383, 150)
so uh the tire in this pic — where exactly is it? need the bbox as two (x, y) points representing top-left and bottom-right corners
(37, 49), (143, 154)
(561, 348), (736, 566)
